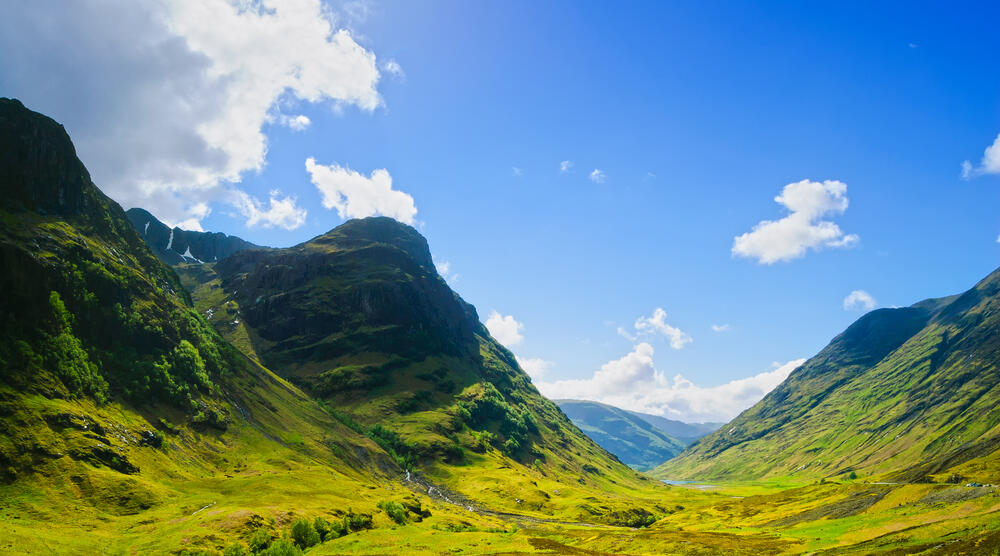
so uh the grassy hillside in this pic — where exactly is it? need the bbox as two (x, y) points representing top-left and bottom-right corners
(654, 266), (1000, 483)
(555, 400), (687, 470)
(184, 217), (678, 524)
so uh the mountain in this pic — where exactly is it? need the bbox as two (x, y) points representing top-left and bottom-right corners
(187, 215), (673, 518)
(653, 265), (1000, 483)
(625, 411), (722, 445)
(125, 207), (261, 265)
(555, 400), (687, 470)
(0, 99), (684, 552)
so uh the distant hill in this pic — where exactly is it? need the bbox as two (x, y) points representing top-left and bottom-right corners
(625, 411), (722, 445)
(125, 207), (261, 265)
(555, 400), (687, 470)
(654, 265), (1000, 483)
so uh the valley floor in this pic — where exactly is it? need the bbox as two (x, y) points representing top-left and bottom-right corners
(3, 468), (999, 555)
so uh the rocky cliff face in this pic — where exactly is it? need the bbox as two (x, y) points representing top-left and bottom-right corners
(125, 207), (261, 265)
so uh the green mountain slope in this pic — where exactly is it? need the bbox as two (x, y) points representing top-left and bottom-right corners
(125, 207), (262, 265)
(653, 265), (1000, 483)
(180, 216), (673, 520)
(625, 411), (722, 445)
(0, 97), (438, 552)
(555, 400), (687, 470)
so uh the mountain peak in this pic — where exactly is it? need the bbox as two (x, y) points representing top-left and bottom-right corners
(0, 97), (95, 218)
(305, 216), (434, 269)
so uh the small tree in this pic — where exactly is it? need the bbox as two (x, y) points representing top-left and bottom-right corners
(290, 518), (320, 549)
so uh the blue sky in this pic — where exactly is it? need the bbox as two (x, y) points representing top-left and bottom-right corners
(3, 0), (998, 421)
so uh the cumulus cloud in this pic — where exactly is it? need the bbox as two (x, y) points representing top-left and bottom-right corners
(537, 344), (805, 422)
(961, 133), (1000, 179)
(589, 169), (606, 183)
(485, 311), (524, 348)
(560, 160), (573, 173)
(732, 179), (859, 264)
(381, 59), (405, 80)
(843, 290), (877, 312)
(0, 0), (384, 229)
(279, 114), (311, 131)
(516, 356), (554, 381)
(232, 190), (307, 230)
(711, 324), (731, 332)
(632, 308), (692, 349)
(305, 158), (417, 224)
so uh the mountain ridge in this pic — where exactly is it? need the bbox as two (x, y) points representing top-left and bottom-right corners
(554, 399), (688, 470)
(653, 265), (1000, 483)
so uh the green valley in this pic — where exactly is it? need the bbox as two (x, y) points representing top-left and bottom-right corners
(3, 97), (1000, 556)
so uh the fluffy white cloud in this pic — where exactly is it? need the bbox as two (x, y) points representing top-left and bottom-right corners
(305, 158), (417, 224)
(589, 169), (606, 183)
(279, 114), (311, 131)
(381, 59), (405, 80)
(485, 311), (524, 348)
(732, 179), (859, 264)
(962, 133), (1000, 178)
(633, 308), (692, 349)
(516, 356), (554, 381)
(843, 290), (877, 311)
(537, 344), (805, 422)
(232, 190), (307, 230)
(560, 160), (573, 173)
(0, 0), (384, 229)
(711, 324), (731, 332)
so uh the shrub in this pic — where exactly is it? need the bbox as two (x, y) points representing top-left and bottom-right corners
(377, 500), (408, 525)
(290, 518), (320, 549)
(344, 511), (374, 532)
(248, 528), (272, 552)
(257, 539), (302, 556)
(312, 516), (332, 541)
(172, 339), (212, 391)
(368, 425), (417, 469)
(222, 543), (249, 556)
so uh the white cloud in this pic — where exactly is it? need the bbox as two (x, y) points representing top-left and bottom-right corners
(381, 59), (405, 80)
(996, 234), (1000, 244)
(485, 311), (524, 348)
(231, 190), (307, 230)
(633, 308), (692, 349)
(589, 169), (606, 183)
(279, 114), (311, 131)
(0, 0), (384, 229)
(516, 356), (553, 381)
(732, 179), (859, 264)
(711, 324), (731, 332)
(512, 166), (523, 177)
(560, 160), (573, 173)
(434, 258), (460, 284)
(305, 158), (417, 224)
(537, 344), (805, 423)
(908, 42), (919, 49)
(961, 133), (1000, 179)
(616, 326), (637, 342)
(843, 290), (877, 312)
